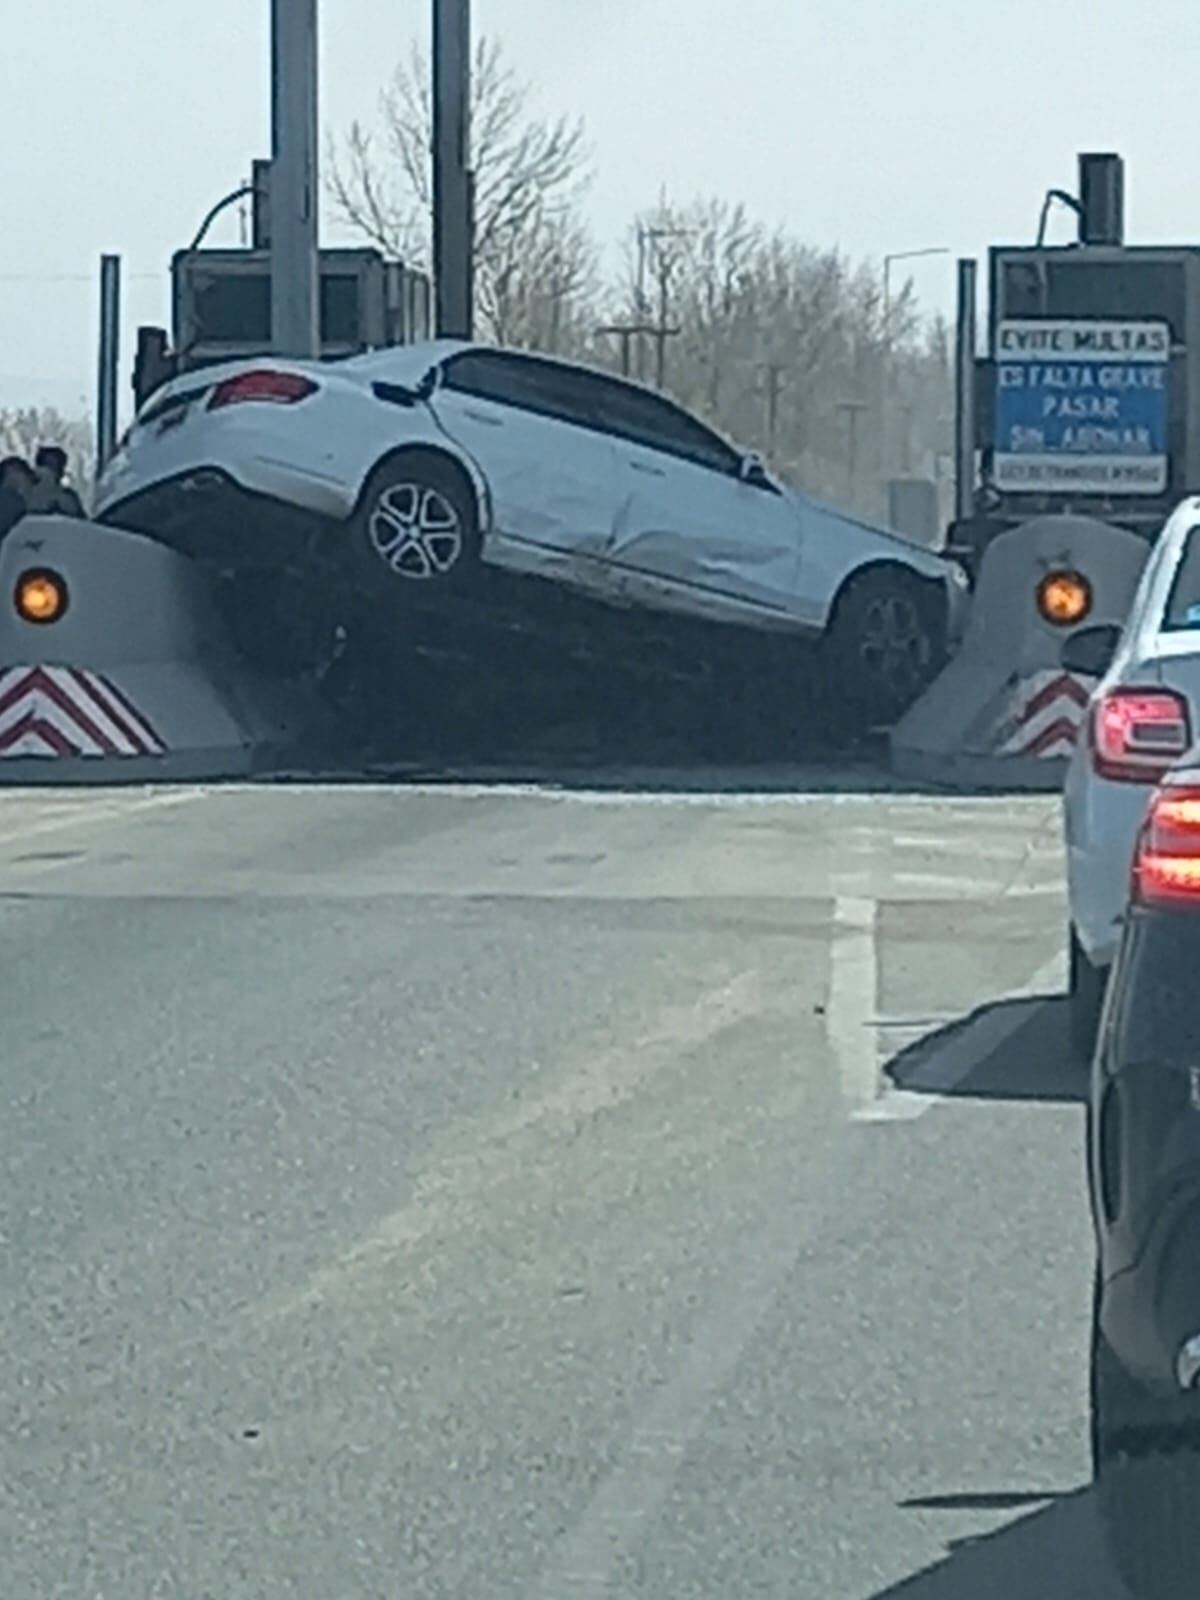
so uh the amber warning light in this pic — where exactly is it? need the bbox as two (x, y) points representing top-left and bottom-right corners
(1037, 569), (1093, 627)
(14, 569), (68, 625)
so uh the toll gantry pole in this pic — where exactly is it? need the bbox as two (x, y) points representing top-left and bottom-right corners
(269, 0), (320, 358)
(432, 0), (473, 339)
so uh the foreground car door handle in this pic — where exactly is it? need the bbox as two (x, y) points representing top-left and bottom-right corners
(628, 458), (666, 477)
(462, 407), (504, 427)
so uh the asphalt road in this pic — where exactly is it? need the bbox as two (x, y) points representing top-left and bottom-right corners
(0, 773), (1123, 1598)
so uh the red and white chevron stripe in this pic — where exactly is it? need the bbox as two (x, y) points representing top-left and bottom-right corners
(0, 665), (166, 759)
(995, 669), (1093, 760)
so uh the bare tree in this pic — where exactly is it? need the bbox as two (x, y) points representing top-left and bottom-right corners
(596, 195), (953, 521)
(328, 37), (598, 350)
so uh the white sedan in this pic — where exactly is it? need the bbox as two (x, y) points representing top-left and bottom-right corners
(96, 340), (968, 722)
(1063, 493), (1200, 1053)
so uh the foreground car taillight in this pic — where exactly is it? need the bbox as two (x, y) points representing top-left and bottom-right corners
(206, 369), (318, 410)
(1132, 785), (1200, 906)
(1092, 688), (1191, 783)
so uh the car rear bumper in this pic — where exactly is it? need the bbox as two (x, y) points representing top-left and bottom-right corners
(97, 420), (355, 526)
(97, 470), (341, 572)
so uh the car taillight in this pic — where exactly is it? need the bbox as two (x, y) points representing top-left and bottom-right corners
(206, 370), (317, 410)
(1092, 688), (1191, 783)
(1133, 786), (1200, 906)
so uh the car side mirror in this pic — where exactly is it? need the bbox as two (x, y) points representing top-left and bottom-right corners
(738, 451), (771, 488)
(1061, 623), (1121, 677)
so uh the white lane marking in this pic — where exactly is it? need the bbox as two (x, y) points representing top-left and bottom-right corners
(0, 788), (202, 851)
(248, 780), (1061, 810)
(890, 834), (1031, 857)
(852, 953), (1064, 1122)
(828, 895), (879, 1110)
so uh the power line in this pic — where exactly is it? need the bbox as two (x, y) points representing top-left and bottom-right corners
(0, 272), (161, 283)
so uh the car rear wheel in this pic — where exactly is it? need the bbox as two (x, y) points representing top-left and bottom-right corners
(1069, 925), (1107, 1062)
(824, 568), (943, 729)
(351, 452), (480, 597)
(1092, 1277), (1200, 1599)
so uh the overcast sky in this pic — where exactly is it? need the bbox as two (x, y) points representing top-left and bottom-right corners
(5, 0), (1200, 419)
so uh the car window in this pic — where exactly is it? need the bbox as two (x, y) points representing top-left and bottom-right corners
(588, 379), (742, 474)
(1161, 524), (1200, 630)
(440, 351), (606, 432)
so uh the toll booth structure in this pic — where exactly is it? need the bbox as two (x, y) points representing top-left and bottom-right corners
(133, 247), (433, 411)
(949, 153), (1200, 577)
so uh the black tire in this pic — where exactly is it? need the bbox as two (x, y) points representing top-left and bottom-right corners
(1092, 1278), (1200, 1599)
(349, 452), (480, 599)
(823, 567), (944, 730)
(1069, 926), (1107, 1063)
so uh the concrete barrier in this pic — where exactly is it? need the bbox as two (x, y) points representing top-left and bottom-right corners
(0, 515), (304, 783)
(890, 513), (1151, 791)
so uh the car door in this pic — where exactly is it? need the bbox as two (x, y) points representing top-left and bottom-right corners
(589, 377), (803, 620)
(429, 350), (622, 592)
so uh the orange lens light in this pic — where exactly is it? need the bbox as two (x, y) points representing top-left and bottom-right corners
(14, 569), (68, 625)
(1037, 569), (1092, 626)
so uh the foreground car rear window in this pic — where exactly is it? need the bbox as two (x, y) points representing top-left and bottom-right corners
(1162, 526), (1200, 630)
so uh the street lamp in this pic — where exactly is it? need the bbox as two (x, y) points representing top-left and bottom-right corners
(882, 246), (950, 343)
(881, 246), (949, 480)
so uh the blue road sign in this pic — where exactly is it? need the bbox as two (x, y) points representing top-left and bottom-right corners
(993, 318), (1169, 495)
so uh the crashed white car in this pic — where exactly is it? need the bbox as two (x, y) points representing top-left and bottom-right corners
(96, 340), (967, 720)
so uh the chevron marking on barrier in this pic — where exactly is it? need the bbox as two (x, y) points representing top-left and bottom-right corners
(995, 670), (1094, 760)
(0, 665), (166, 758)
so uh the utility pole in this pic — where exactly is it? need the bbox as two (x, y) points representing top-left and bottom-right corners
(837, 399), (870, 510)
(596, 322), (658, 377)
(269, 0), (320, 358)
(880, 246), (948, 477)
(432, 0), (473, 338)
(653, 250), (673, 390)
(635, 222), (689, 382)
(759, 363), (787, 457)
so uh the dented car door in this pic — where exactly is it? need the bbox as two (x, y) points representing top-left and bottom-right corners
(430, 350), (625, 600)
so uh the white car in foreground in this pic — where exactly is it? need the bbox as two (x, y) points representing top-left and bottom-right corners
(1064, 494), (1200, 1052)
(96, 340), (967, 721)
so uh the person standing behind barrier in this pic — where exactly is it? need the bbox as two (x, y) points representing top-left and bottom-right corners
(0, 455), (36, 541)
(30, 444), (85, 516)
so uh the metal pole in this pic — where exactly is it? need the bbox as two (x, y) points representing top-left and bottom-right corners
(881, 247), (948, 481)
(655, 258), (670, 390)
(882, 256), (892, 477)
(837, 399), (869, 511)
(954, 257), (978, 522)
(269, 0), (320, 357)
(96, 254), (121, 476)
(635, 228), (647, 380)
(432, 0), (472, 338)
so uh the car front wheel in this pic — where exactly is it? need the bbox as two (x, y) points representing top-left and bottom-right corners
(824, 568), (943, 729)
